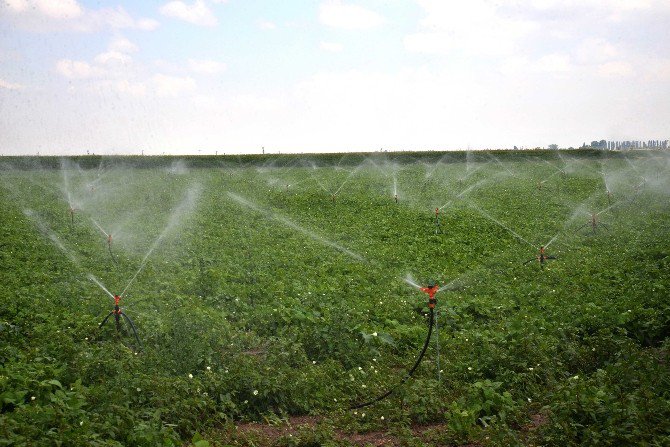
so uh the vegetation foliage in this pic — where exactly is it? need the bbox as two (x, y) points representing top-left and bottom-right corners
(1, 150), (669, 446)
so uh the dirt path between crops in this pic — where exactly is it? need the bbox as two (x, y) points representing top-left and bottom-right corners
(229, 416), (482, 447)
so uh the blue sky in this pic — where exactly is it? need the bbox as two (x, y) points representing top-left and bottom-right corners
(1, 0), (669, 155)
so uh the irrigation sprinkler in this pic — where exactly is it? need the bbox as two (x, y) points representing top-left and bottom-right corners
(350, 277), (465, 409)
(607, 190), (612, 206)
(576, 213), (609, 234)
(68, 206), (77, 225)
(434, 208), (442, 234)
(107, 234), (116, 263)
(394, 193), (398, 204)
(331, 193), (336, 203)
(350, 280), (440, 409)
(99, 294), (142, 351)
(524, 246), (556, 268)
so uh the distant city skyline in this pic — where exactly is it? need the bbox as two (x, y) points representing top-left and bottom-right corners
(2, 1), (670, 155)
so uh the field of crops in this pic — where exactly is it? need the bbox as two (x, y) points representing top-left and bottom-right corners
(1, 150), (669, 446)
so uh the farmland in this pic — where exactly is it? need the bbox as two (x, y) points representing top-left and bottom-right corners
(1, 150), (669, 446)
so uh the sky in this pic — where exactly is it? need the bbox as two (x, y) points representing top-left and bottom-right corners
(1, 0), (669, 155)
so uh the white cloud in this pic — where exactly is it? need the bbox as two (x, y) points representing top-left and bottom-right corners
(4, 0), (83, 19)
(597, 61), (633, 77)
(188, 59), (227, 75)
(257, 19), (277, 30)
(34, 0), (83, 19)
(320, 41), (343, 52)
(575, 38), (619, 64)
(159, 0), (217, 27)
(112, 80), (147, 96)
(405, 1), (535, 56)
(2, 2), (159, 33)
(0, 78), (25, 90)
(109, 36), (139, 54)
(56, 59), (105, 79)
(152, 74), (197, 97)
(535, 54), (573, 73)
(319, 1), (385, 30)
(94, 51), (132, 65)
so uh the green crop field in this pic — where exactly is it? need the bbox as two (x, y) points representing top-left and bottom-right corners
(1, 150), (669, 446)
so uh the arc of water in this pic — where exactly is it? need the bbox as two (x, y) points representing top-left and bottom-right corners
(227, 191), (365, 262)
(332, 164), (364, 196)
(467, 203), (537, 249)
(121, 185), (201, 297)
(88, 274), (115, 300)
(23, 209), (82, 267)
(437, 178), (488, 211)
(486, 153), (514, 176)
(91, 218), (110, 237)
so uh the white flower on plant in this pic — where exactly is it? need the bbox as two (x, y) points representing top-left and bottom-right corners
(372, 332), (377, 337)
(312, 360), (316, 364)
(31, 396), (36, 401)
(206, 366), (211, 371)
(527, 397), (532, 402)
(253, 390), (258, 396)
(362, 384), (367, 388)
(467, 367), (472, 371)
(188, 373), (193, 379)
(380, 416), (385, 420)
(136, 388), (141, 392)
(528, 367), (534, 371)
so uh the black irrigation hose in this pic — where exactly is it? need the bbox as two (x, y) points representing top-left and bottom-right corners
(99, 310), (143, 352)
(350, 308), (434, 410)
(121, 312), (143, 351)
(108, 245), (117, 264)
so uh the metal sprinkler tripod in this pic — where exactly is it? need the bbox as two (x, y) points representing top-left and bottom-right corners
(69, 207), (77, 225)
(576, 213), (609, 234)
(99, 294), (142, 351)
(523, 246), (556, 268)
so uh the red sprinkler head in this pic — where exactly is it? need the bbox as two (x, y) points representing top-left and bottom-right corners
(108, 234), (113, 244)
(114, 295), (120, 305)
(419, 282), (440, 308)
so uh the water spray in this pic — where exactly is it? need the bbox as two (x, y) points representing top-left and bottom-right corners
(107, 234), (115, 263)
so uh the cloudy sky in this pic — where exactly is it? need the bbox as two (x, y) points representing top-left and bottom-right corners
(1, 0), (669, 155)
